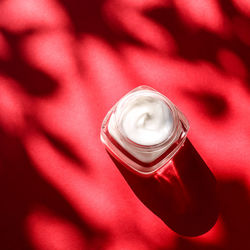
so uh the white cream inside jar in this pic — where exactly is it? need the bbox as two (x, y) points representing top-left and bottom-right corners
(120, 95), (174, 145)
(108, 90), (175, 163)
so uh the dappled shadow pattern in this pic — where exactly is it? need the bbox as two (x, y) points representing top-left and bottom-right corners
(0, 28), (58, 97)
(145, 1), (250, 89)
(0, 0), (249, 248)
(25, 115), (87, 169)
(183, 90), (228, 118)
(0, 126), (108, 250)
(58, 0), (144, 48)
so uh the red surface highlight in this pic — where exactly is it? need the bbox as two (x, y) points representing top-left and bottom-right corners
(27, 207), (86, 250)
(174, 0), (226, 33)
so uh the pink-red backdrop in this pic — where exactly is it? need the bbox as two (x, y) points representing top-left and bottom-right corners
(0, 0), (250, 249)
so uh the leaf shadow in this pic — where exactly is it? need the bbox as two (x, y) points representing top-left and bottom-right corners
(144, 1), (250, 90)
(0, 126), (109, 250)
(0, 28), (59, 97)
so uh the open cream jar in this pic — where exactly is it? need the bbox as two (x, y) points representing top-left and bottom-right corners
(100, 86), (189, 176)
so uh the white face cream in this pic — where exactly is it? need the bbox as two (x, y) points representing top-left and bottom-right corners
(108, 90), (175, 163)
(101, 86), (189, 175)
(119, 94), (174, 146)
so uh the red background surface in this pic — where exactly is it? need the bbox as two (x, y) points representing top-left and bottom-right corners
(0, 0), (250, 249)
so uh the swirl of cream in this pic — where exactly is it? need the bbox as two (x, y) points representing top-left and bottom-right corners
(120, 95), (174, 146)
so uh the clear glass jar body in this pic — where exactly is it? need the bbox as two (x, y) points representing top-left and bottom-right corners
(100, 86), (189, 176)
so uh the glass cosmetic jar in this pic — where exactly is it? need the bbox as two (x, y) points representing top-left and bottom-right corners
(100, 85), (189, 176)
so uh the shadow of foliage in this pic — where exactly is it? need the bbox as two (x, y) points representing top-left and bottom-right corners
(0, 28), (58, 97)
(0, 126), (108, 250)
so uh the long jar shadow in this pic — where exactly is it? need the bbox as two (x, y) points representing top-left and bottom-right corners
(108, 139), (218, 236)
